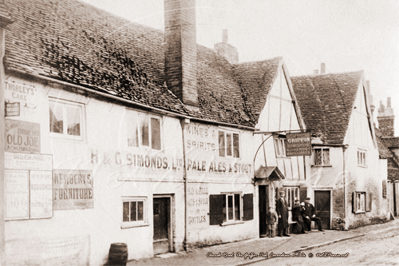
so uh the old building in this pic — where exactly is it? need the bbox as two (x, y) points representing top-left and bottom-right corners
(291, 69), (389, 230)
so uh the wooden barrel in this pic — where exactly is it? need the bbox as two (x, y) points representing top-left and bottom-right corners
(108, 243), (128, 266)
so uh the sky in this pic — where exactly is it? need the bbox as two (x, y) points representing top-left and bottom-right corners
(81, 0), (399, 133)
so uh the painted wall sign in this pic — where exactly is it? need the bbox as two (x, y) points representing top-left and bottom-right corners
(5, 81), (38, 108)
(53, 170), (94, 210)
(30, 170), (53, 218)
(6, 235), (90, 266)
(5, 102), (20, 117)
(4, 170), (30, 220)
(5, 152), (52, 170)
(187, 183), (208, 229)
(285, 132), (312, 157)
(5, 119), (40, 153)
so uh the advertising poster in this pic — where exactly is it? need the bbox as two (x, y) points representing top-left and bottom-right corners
(5, 170), (30, 220)
(30, 170), (53, 218)
(5, 119), (40, 153)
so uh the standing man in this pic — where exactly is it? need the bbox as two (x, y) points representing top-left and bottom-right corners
(276, 191), (290, 237)
(303, 197), (324, 232)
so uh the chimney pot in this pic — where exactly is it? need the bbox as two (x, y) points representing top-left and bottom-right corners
(222, 29), (228, 43)
(313, 69), (319, 75)
(320, 63), (326, 74)
(387, 97), (391, 108)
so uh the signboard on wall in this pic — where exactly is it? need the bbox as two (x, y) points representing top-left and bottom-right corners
(5, 119), (40, 153)
(285, 132), (312, 157)
(5, 152), (52, 170)
(5, 102), (20, 117)
(187, 183), (208, 229)
(4, 170), (30, 220)
(5, 81), (38, 108)
(30, 171), (53, 218)
(53, 170), (94, 210)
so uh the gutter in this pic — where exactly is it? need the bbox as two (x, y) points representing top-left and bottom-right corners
(8, 69), (256, 131)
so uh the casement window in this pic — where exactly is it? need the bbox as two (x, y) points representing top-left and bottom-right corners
(274, 138), (286, 157)
(122, 197), (147, 227)
(218, 131), (240, 158)
(313, 148), (330, 166)
(357, 150), (367, 167)
(286, 187), (299, 209)
(209, 193), (253, 225)
(352, 192), (372, 213)
(126, 110), (161, 150)
(49, 99), (84, 140)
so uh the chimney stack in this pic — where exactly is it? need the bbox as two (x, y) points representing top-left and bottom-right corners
(320, 63), (326, 74)
(313, 69), (319, 75)
(377, 97), (395, 137)
(164, 0), (199, 111)
(214, 29), (239, 64)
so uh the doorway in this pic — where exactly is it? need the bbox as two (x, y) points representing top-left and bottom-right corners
(153, 197), (171, 254)
(259, 185), (269, 237)
(314, 190), (331, 229)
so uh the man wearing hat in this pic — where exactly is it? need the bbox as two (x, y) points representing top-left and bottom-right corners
(276, 191), (290, 237)
(303, 197), (323, 232)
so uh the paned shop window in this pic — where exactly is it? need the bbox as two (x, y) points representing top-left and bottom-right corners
(274, 138), (286, 157)
(357, 150), (367, 167)
(313, 148), (330, 166)
(209, 193), (253, 225)
(126, 110), (161, 150)
(49, 99), (84, 140)
(286, 187), (299, 209)
(122, 197), (147, 227)
(352, 192), (372, 213)
(218, 131), (240, 158)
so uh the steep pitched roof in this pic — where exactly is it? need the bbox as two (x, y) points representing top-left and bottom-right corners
(4, 0), (282, 127)
(291, 71), (363, 145)
(381, 137), (399, 149)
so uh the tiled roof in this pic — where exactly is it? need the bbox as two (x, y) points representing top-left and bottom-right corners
(291, 71), (363, 144)
(381, 137), (399, 148)
(0, 0), (12, 26)
(4, 0), (280, 127)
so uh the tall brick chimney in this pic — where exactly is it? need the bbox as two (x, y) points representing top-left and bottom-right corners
(320, 63), (326, 74)
(214, 29), (239, 64)
(377, 97), (395, 137)
(164, 0), (199, 111)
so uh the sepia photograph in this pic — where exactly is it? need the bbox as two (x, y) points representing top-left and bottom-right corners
(0, 0), (398, 265)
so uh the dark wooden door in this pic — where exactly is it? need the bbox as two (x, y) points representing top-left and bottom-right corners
(314, 191), (330, 229)
(259, 185), (268, 237)
(153, 197), (170, 254)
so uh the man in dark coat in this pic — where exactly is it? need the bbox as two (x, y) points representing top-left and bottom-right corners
(303, 197), (323, 231)
(276, 191), (290, 237)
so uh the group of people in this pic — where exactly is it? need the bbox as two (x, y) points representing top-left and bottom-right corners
(266, 191), (323, 238)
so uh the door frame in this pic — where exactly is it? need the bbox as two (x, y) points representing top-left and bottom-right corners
(258, 185), (269, 237)
(313, 189), (332, 230)
(153, 194), (174, 252)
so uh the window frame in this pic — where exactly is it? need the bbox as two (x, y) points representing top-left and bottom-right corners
(357, 150), (367, 167)
(218, 130), (240, 159)
(312, 147), (331, 167)
(126, 109), (162, 151)
(121, 196), (148, 228)
(274, 137), (286, 158)
(285, 187), (299, 210)
(49, 98), (85, 141)
(224, 193), (241, 222)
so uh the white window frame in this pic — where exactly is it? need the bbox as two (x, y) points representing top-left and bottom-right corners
(286, 187), (299, 210)
(126, 109), (162, 150)
(274, 137), (286, 157)
(49, 98), (85, 141)
(218, 130), (240, 158)
(313, 147), (331, 166)
(355, 192), (366, 213)
(357, 150), (367, 167)
(222, 192), (242, 223)
(121, 196), (148, 228)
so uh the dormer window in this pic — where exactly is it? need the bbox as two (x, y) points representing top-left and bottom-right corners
(313, 147), (330, 166)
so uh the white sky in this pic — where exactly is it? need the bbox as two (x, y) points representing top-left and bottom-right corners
(82, 0), (399, 134)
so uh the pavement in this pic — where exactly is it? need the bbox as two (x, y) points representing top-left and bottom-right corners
(127, 219), (399, 266)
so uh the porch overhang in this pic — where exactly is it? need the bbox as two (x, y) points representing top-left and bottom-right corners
(254, 166), (285, 181)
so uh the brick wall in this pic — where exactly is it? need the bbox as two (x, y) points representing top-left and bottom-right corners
(164, 0), (198, 108)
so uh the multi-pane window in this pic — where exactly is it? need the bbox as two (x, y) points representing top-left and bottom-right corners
(123, 198), (146, 224)
(274, 138), (286, 157)
(49, 99), (83, 139)
(352, 191), (372, 213)
(357, 150), (366, 167)
(218, 131), (240, 158)
(126, 110), (161, 150)
(314, 148), (330, 166)
(286, 187), (299, 209)
(209, 193), (253, 225)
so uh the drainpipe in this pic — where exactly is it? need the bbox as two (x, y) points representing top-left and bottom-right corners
(343, 144), (349, 230)
(180, 118), (189, 251)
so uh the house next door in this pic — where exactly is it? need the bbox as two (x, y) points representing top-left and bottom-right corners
(314, 191), (331, 229)
(153, 197), (170, 254)
(259, 185), (269, 237)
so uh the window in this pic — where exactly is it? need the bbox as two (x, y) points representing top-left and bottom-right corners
(209, 193), (253, 225)
(352, 192), (372, 213)
(357, 150), (367, 167)
(49, 99), (84, 140)
(313, 148), (330, 166)
(274, 138), (286, 157)
(126, 110), (161, 150)
(218, 131), (240, 158)
(286, 187), (299, 209)
(122, 197), (147, 227)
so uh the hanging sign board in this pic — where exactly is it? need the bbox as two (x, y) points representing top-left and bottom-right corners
(5, 119), (40, 153)
(5, 102), (20, 117)
(285, 132), (312, 157)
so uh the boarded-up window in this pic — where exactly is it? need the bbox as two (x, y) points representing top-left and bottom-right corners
(210, 195), (225, 225)
(243, 194), (253, 221)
